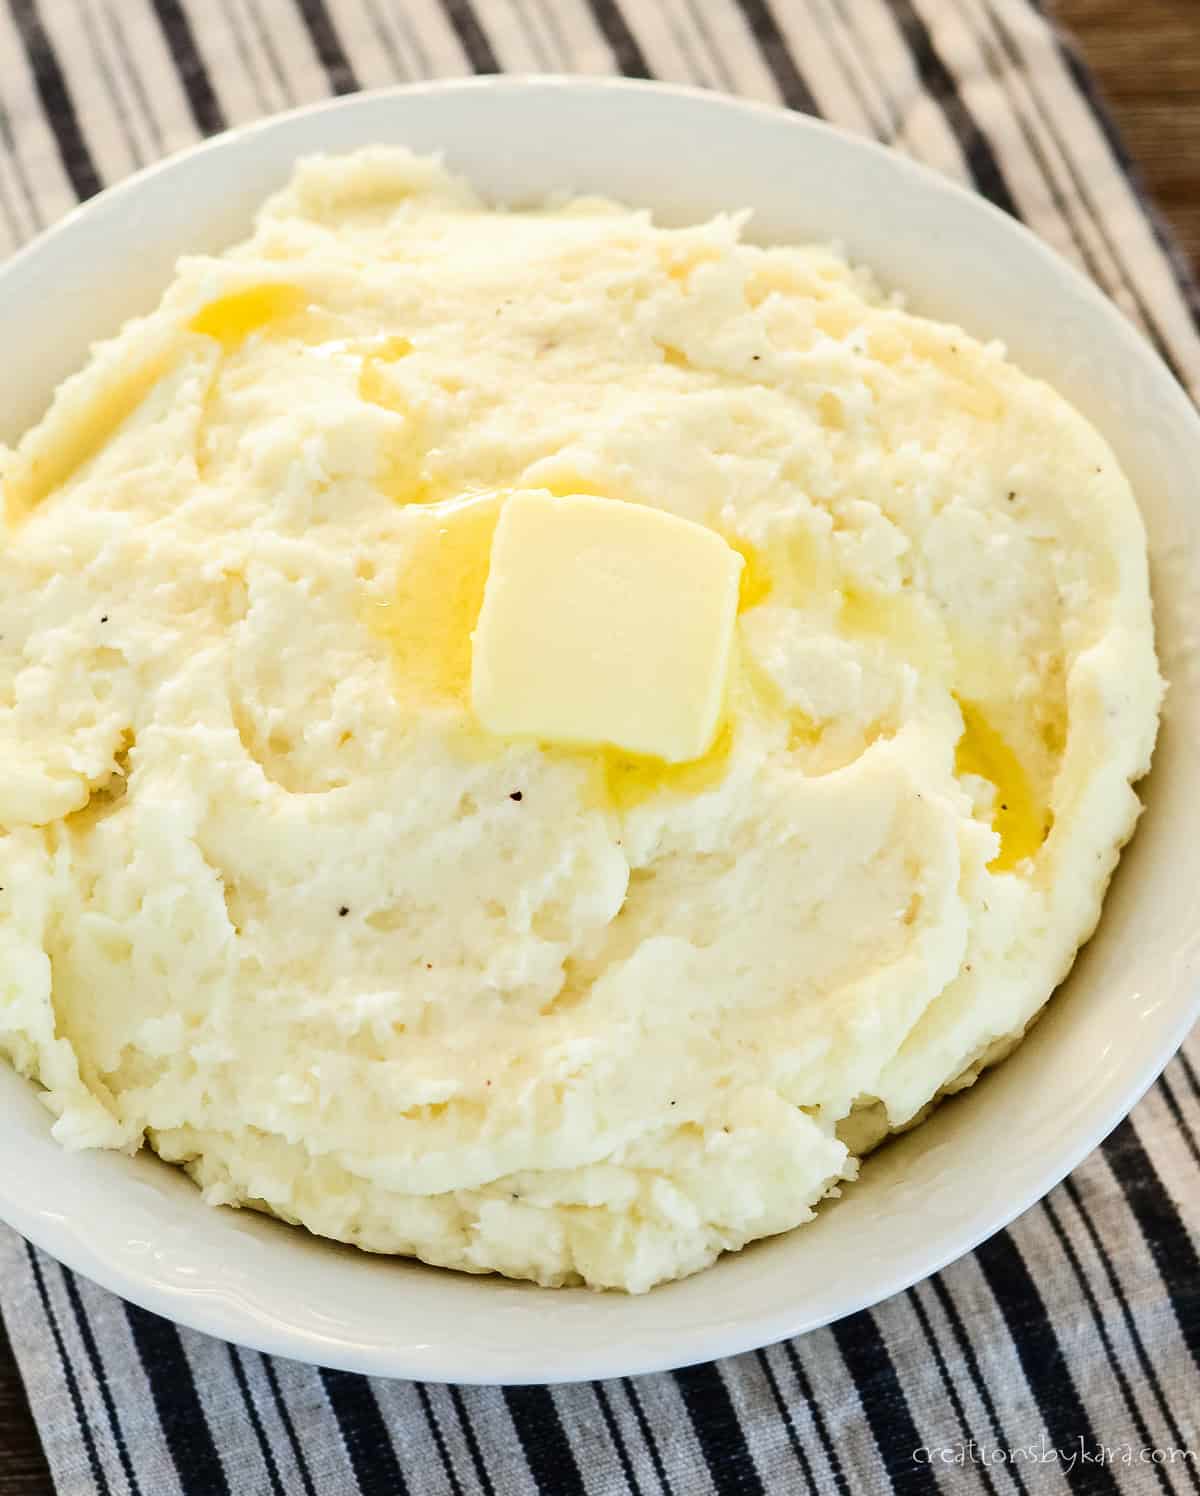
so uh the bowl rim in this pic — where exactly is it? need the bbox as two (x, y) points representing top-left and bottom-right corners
(2, 73), (1198, 1384)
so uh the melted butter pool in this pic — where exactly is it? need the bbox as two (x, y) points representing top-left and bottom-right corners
(599, 722), (735, 811)
(187, 284), (310, 349)
(368, 485), (740, 807)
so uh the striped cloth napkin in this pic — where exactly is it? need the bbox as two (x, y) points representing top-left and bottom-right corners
(1, 2), (1198, 1493)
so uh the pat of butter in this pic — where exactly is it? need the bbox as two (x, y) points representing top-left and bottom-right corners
(471, 491), (742, 762)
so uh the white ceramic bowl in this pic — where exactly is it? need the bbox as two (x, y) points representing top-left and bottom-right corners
(2, 77), (1198, 1385)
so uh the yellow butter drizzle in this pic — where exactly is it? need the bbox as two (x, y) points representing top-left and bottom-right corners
(6, 284), (311, 520)
(727, 538), (773, 613)
(187, 284), (315, 477)
(188, 291), (430, 498)
(366, 483), (739, 803)
(357, 336), (434, 504)
(839, 585), (954, 683)
(721, 544), (1054, 865)
(367, 490), (502, 708)
(358, 335), (415, 406)
(3, 339), (176, 519)
(839, 586), (1049, 869)
(599, 721), (735, 811)
(187, 284), (309, 350)
(954, 698), (1048, 871)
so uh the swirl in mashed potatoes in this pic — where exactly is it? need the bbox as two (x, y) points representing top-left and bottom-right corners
(0, 149), (1161, 1291)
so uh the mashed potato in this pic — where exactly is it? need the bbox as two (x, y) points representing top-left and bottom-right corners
(0, 149), (1161, 1291)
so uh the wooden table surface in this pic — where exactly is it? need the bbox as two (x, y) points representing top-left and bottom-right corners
(2, 4), (1198, 1488)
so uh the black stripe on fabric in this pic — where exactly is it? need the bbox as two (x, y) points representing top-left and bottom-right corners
(448, 1384), (496, 1496)
(23, 1244), (110, 1496)
(621, 1378), (672, 1496)
(227, 1345), (286, 1496)
(593, 1382), (645, 1496)
(320, 1369), (410, 1496)
(503, 1386), (587, 1496)
(1179, 1050), (1200, 1105)
(972, 1232), (1121, 1496)
(415, 1382), (464, 1496)
(292, 0), (359, 94)
(673, 1361), (766, 1496)
(1158, 1071), (1200, 1172)
(582, 0), (649, 80)
(829, 1314), (929, 1496)
(59, 1269), (143, 1496)
(260, 1355), (319, 1496)
(754, 1348), (818, 1494)
(5, 0), (101, 200)
(970, 0), (1186, 389)
(1102, 1117), (1200, 1375)
(149, 0), (226, 135)
(123, 1302), (229, 1496)
(885, 0), (1018, 215)
(1045, 19), (1200, 331)
(965, 5), (1102, 258)
(1062, 1175), (1200, 1496)
(1040, 1197), (1173, 1496)
(780, 1341), (851, 1496)
(905, 1290), (1000, 1496)
(731, 0), (817, 114)
(926, 1277), (1031, 1496)
(437, 0), (499, 74)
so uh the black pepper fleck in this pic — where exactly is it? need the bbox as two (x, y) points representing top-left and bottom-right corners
(338, 906), (349, 917)
(509, 790), (523, 802)
(751, 354), (761, 361)
(1000, 803), (1009, 811)
(100, 615), (109, 624)
(1007, 491), (1016, 502)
